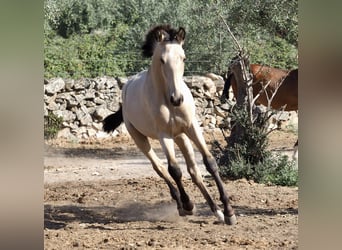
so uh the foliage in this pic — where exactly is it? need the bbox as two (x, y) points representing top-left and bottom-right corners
(242, 36), (298, 70)
(44, 112), (63, 139)
(219, 153), (298, 186)
(44, 0), (119, 38)
(44, 24), (140, 78)
(44, 0), (298, 79)
(227, 0), (298, 46)
(220, 103), (274, 165)
(215, 101), (298, 186)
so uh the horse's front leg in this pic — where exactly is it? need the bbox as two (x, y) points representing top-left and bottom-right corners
(125, 122), (182, 211)
(186, 122), (237, 225)
(159, 135), (194, 215)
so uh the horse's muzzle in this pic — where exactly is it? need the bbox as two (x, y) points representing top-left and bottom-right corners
(170, 94), (184, 106)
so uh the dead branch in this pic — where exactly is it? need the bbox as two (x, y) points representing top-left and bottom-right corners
(252, 79), (273, 106)
(219, 13), (242, 52)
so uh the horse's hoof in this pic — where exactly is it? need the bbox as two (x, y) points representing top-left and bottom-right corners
(178, 209), (187, 216)
(178, 207), (194, 216)
(225, 214), (237, 225)
(214, 210), (225, 223)
(183, 209), (194, 216)
(183, 201), (194, 213)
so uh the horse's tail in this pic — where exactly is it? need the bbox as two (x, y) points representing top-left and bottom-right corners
(221, 71), (234, 100)
(103, 105), (123, 133)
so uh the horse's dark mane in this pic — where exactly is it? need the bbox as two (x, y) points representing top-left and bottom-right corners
(141, 24), (180, 58)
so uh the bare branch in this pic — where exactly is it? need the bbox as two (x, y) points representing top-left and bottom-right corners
(252, 79), (273, 106)
(219, 13), (242, 52)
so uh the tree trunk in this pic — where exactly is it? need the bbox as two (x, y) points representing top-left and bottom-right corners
(228, 56), (254, 146)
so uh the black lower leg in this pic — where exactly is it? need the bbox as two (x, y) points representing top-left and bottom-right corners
(168, 163), (194, 212)
(204, 156), (235, 217)
(165, 180), (183, 211)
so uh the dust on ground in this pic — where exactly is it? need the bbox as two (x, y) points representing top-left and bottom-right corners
(44, 129), (298, 249)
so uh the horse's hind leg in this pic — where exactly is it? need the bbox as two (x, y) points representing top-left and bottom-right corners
(124, 122), (183, 212)
(159, 135), (194, 215)
(186, 122), (236, 225)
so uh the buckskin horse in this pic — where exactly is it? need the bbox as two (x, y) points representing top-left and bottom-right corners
(103, 25), (236, 225)
(222, 63), (298, 111)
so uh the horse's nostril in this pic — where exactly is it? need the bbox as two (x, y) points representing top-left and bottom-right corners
(170, 94), (183, 106)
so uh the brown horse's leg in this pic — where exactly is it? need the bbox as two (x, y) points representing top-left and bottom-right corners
(186, 122), (236, 225)
(159, 136), (194, 215)
(125, 122), (183, 211)
(293, 139), (298, 160)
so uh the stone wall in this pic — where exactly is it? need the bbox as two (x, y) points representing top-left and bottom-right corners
(44, 74), (231, 139)
(44, 74), (297, 139)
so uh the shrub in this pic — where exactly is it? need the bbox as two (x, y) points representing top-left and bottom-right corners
(219, 153), (298, 186)
(44, 112), (63, 139)
(215, 101), (298, 186)
(44, 27), (135, 79)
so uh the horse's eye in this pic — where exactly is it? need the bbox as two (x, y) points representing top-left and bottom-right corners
(183, 57), (186, 62)
(160, 58), (165, 64)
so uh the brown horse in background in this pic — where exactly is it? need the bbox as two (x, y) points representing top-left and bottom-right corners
(221, 63), (299, 158)
(222, 64), (298, 111)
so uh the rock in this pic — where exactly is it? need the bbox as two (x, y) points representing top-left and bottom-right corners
(214, 106), (226, 118)
(84, 89), (96, 100)
(94, 97), (106, 105)
(93, 106), (112, 121)
(206, 72), (225, 91)
(64, 79), (74, 91)
(53, 110), (75, 122)
(45, 78), (65, 95)
(73, 79), (86, 90)
(202, 77), (216, 94)
(94, 77), (106, 90)
(66, 95), (78, 109)
(116, 77), (128, 88)
(96, 131), (111, 139)
(87, 128), (97, 137)
(76, 108), (93, 126)
(183, 76), (203, 89)
(79, 114), (93, 126)
(57, 127), (74, 139)
(92, 122), (102, 130)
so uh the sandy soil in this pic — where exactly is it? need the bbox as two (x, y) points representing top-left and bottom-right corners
(44, 130), (298, 249)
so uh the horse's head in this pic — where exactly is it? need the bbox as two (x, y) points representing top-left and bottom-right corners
(142, 25), (186, 107)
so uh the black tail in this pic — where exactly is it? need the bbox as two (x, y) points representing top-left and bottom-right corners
(103, 105), (123, 133)
(221, 71), (233, 100)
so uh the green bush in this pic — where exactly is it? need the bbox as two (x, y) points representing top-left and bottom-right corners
(223, 104), (274, 165)
(215, 101), (298, 186)
(44, 112), (63, 139)
(44, 25), (139, 79)
(243, 36), (298, 70)
(219, 154), (298, 186)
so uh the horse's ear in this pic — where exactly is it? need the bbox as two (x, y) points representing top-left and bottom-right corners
(176, 27), (186, 45)
(157, 30), (164, 42)
(157, 30), (169, 42)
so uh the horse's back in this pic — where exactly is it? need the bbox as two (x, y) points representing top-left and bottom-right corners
(250, 65), (297, 110)
(250, 64), (288, 85)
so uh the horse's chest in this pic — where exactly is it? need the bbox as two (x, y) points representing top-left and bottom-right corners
(155, 105), (192, 133)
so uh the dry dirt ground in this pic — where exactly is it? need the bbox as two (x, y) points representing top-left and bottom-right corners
(44, 130), (298, 249)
